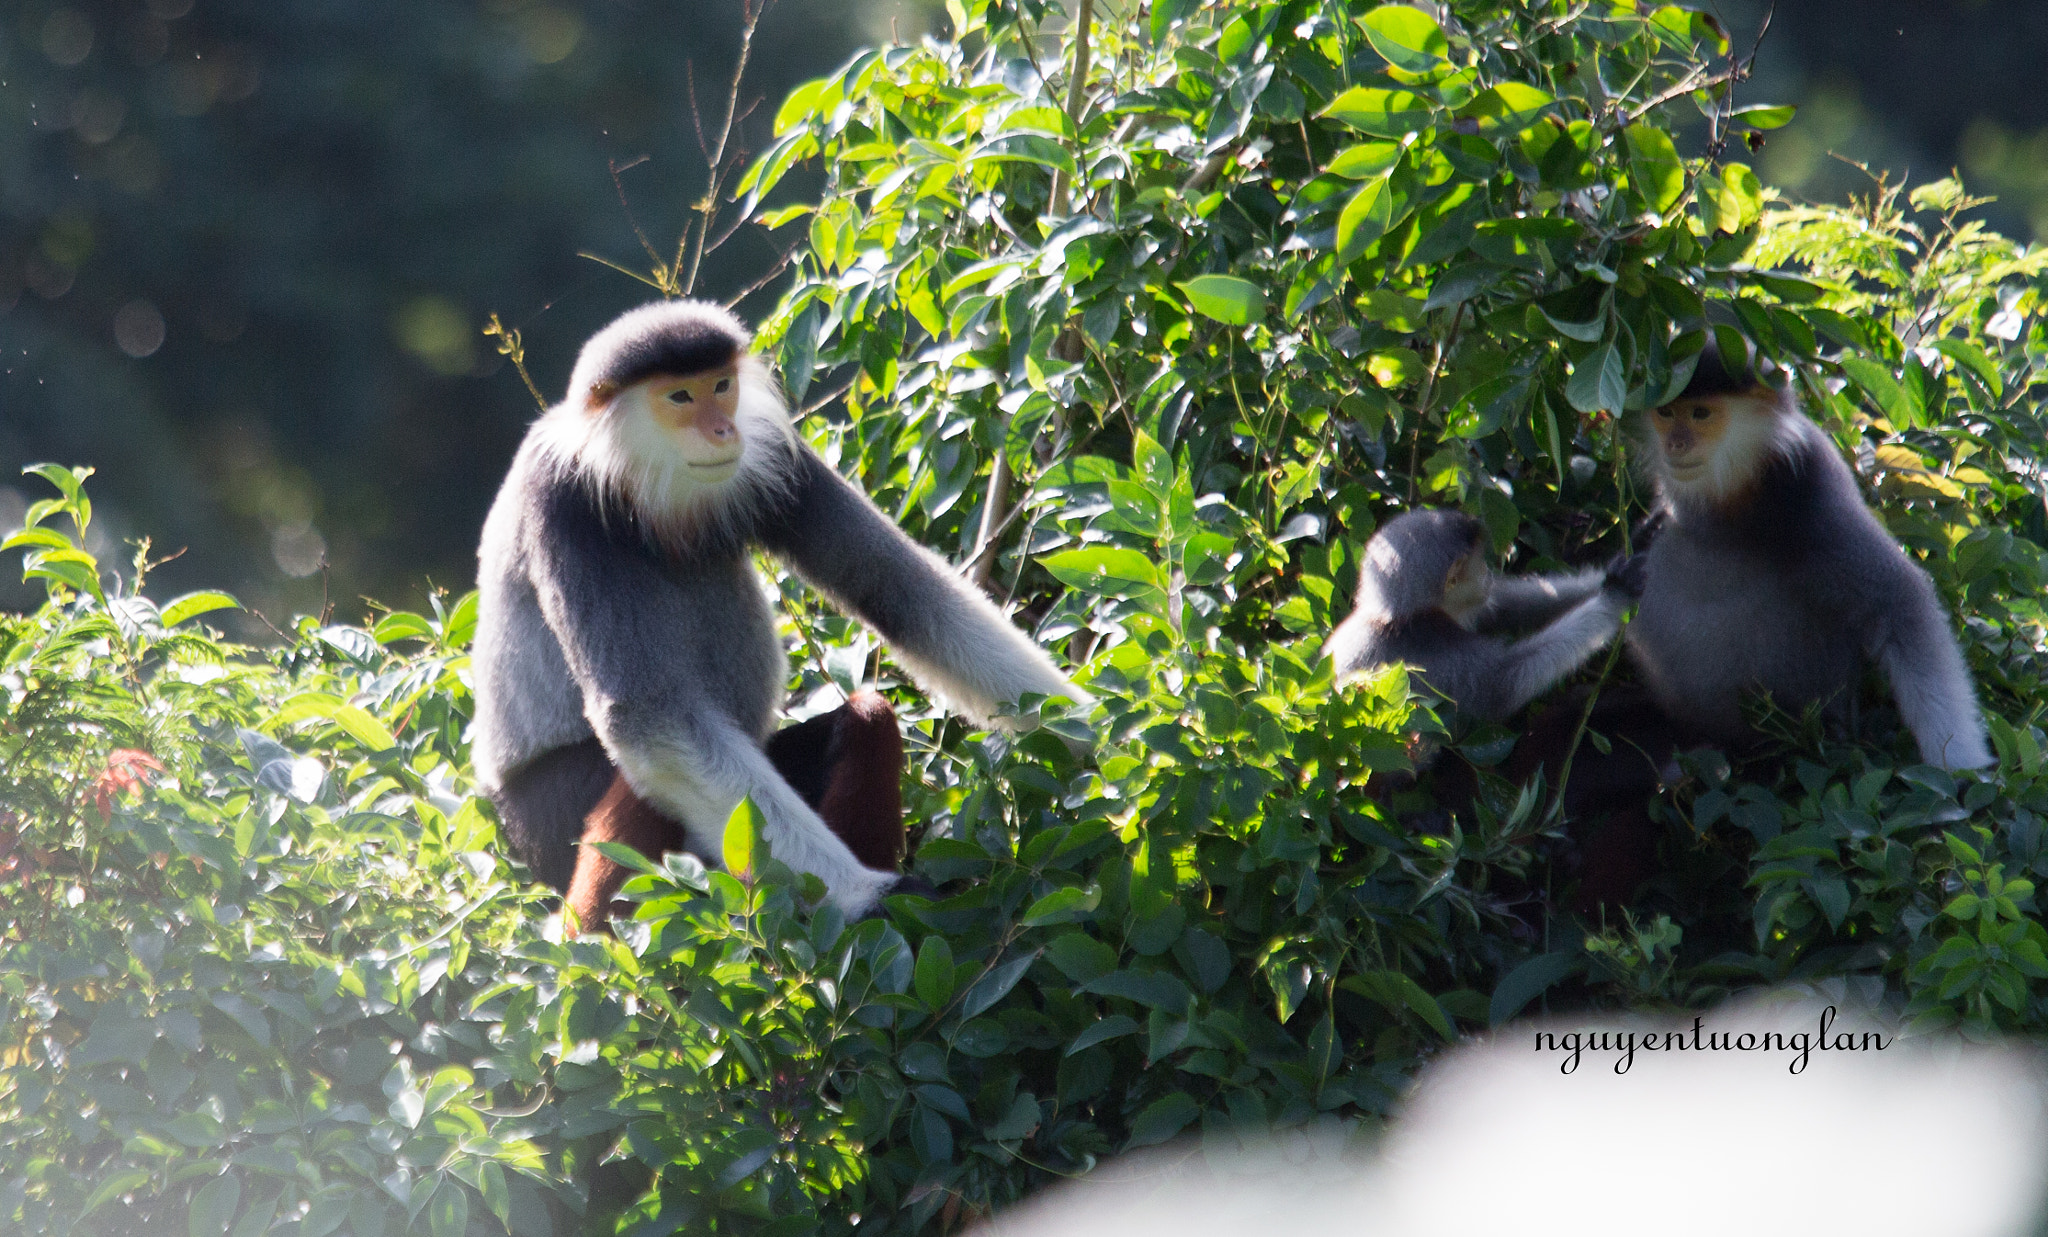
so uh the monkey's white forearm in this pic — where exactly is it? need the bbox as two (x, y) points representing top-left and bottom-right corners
(1879, 638), (1993, 771)
(764, 450), (1090, 728)
(884, 572), (1091, 726)
(1498, 592), (1626, 718)
(603, 713), (895, 915)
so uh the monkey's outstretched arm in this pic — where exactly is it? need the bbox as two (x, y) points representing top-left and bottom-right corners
(1484, 590), (1629, 719)
(1863, 562), (1993, 770)
(759, 448), (1090, 726)
(526, 477), (894, 914)
(1473, 569), (1606, 635)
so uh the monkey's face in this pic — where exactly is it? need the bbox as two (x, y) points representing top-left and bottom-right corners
(1441, 549), (1491, 627)
(1652, 398), (1730, 480)
(1650, 392), (1782, 502)
(635, 364), (744, 479)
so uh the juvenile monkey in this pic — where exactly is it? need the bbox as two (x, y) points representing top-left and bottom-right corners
(1325, 508), (1641, 722)
(472, 300), (1089, 921)
(1627, 340), (1992, 770)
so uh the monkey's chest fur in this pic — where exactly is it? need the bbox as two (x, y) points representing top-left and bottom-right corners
(1629, 521), (1866, 744)
(470, 443), (787, 788)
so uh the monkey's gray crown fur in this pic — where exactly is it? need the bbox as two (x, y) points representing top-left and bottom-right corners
(1359, 509), (1485, 618)
(567, 298), (749, 403)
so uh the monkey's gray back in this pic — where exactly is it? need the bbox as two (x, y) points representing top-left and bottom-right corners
(470, 431), (784, 794)
(1628, 422), (1906, 743)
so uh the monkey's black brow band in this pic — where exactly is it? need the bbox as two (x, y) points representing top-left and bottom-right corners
(589, 327), (740, 395)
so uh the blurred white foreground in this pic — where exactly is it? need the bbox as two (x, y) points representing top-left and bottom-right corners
(979, 997), (2047, 1237)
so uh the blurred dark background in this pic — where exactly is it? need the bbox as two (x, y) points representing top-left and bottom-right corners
(0, 0), (2043, 628)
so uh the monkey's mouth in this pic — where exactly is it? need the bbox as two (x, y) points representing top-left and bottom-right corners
(1666, 459), (1707, 477)
(685, 457), (742, 473)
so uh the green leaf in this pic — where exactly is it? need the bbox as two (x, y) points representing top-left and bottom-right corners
(1624, 123), (1685, 213)
(985, 1092), (1042, 1141)
(189, 1173), (244, 1237)
(1150, 0), (1197, 42)
(267, 692), (398, 753)
(1538, 305), (1606, 343)
(371, 611), (435, 644)
(0, 527), (74, 553)
(584, 840), (663, 876)
(80, 1168), (153, 1219)
(1839, 356), (1923, 428)
(1336, 178), (1396, 263)
(1045, 932), (1118, 983)
(1490, 951), (1581, 1025)
(160, 591), (241, 628)
(1040, 547), (1168, 599)
(1021, 884), (1101, 926)
(1566, 341), (1627, 413)
(959, 950), (1038, 1020)
(1068, 1015), (1140, 1054)
(1339, 970), (1455, 1039)
(1461, 83), (1554, 135)
(1931, 339), (2004, 399)
(1327, 141), (1403, 180)
(72, 1012), (158, 1067)
(723, 795), (763, 879)
(1178, 275), (1265, 326)
(1731, 103), (1796, 129)
(425, 1179), (469, 1237)
(1358, 5), (1449, 74)
(1081, 969), (1192, 1014)
(1321, 86), (1436, 137)
(1125, 1091), (1199, 1149)
(914, 935), (957, 1008)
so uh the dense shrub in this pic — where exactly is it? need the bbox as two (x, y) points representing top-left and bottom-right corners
(3, 1), (2047, 1234)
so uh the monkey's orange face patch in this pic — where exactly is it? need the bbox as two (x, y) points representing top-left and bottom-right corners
(645, 363), (744, 470)
(1652, 399), (1730, 478)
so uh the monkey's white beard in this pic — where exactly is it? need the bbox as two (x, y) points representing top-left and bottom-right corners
(1653, 394), (1805, 508)
(535, 358), (797, 548)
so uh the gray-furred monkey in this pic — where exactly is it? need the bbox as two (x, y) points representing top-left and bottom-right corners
(1323, 509), (1640, 721)
(472, 300), (1089, 918)
(1628, 341), (1992, 769)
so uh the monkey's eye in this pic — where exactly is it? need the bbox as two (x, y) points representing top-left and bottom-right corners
(715, 377), (731, 394)
(1654, 407), (1674, 419)
(667, 389), (694, 405)
(1690, 405), (1712, 422)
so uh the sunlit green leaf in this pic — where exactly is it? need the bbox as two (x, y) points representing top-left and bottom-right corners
(1358, 5), (1449, 74)
(1321, 86), (1436, 137)
(1178, 274), (1266, 325)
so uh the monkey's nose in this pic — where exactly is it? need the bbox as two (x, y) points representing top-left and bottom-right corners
(699, 414), (737, 442)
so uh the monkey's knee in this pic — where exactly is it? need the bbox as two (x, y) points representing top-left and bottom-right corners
(493, 738), (615, 891)
(564, 773), (685, 933)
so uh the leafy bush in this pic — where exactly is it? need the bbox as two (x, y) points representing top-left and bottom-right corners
(4, 0), (2048, 1234)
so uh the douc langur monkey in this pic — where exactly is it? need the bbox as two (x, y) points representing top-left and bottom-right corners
(472, 299), (1090, 924)
(1323, 508), (1643, 722)
(1512, 337), (1995, 909)
(1628, 338), (1992, 770)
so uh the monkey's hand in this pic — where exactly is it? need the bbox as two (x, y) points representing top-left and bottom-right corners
(1603, 551), (1650, 600)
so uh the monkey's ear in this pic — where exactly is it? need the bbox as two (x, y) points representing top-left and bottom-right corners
(584, 381), (619, 413)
